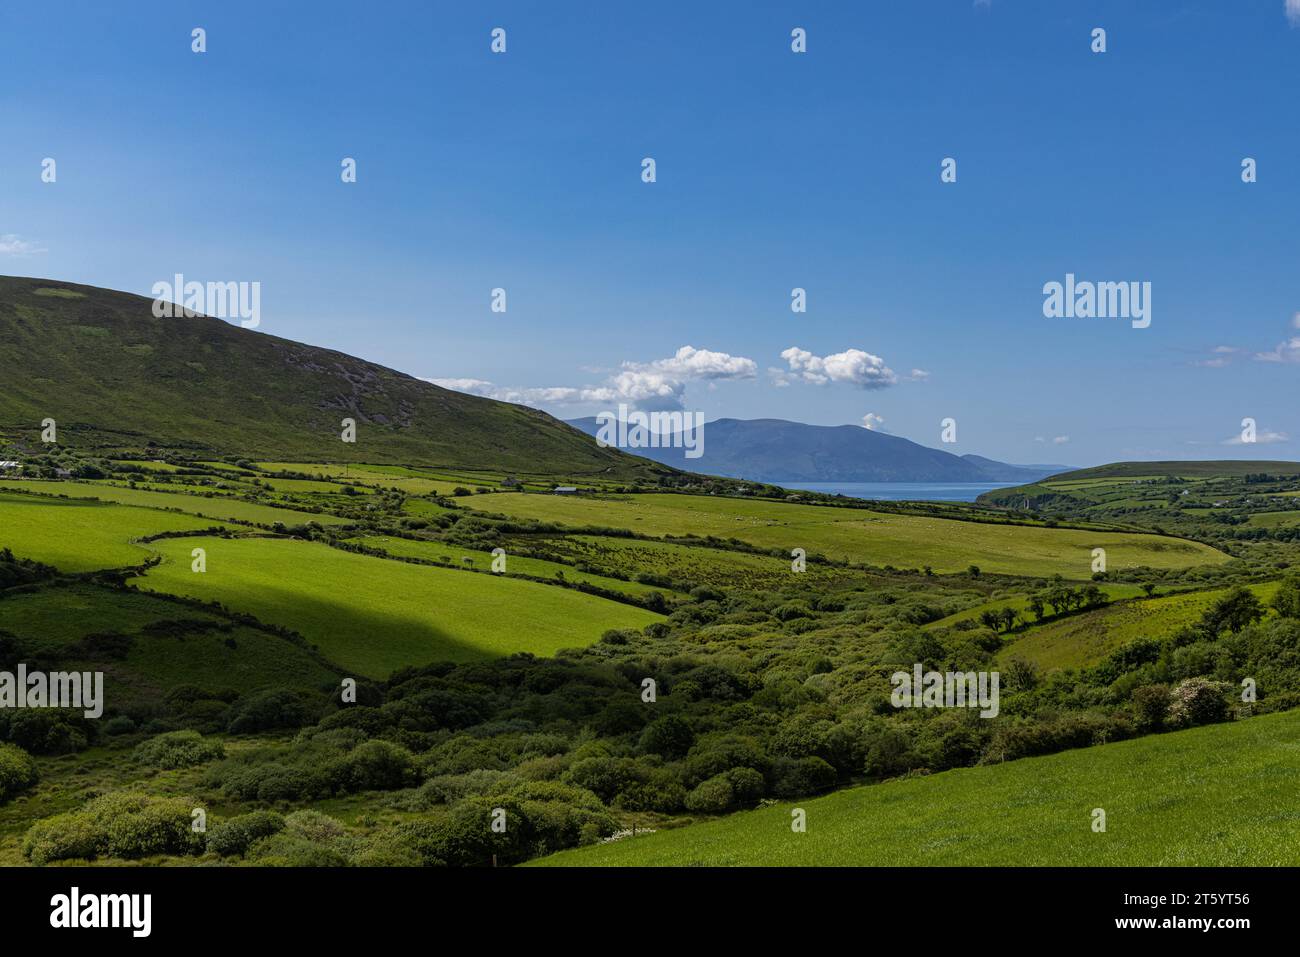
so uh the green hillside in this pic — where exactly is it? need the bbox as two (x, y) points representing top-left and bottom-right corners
(532, 709), (1300, 867)
(1041, 460), (1300, 482)
(0, 276), (670, 478)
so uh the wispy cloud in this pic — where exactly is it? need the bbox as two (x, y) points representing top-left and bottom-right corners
(1254, 336), (1300, 363)
(1224, 430), (1288, 445)
(1194, 345), (1240, 368)
(1288, 0), (1300, 27)
(426, 345), (756, 411)
(0, 233), (47, 255)
(862, 412), (885, 430)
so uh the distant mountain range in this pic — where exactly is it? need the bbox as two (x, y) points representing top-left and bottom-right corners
(566, 417), (1072, 484)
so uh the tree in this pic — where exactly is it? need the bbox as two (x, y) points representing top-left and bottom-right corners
(1027, 595), (1046, 621)
(639, 715), (695, 759)
(1272, 575), (1300, 619)
(1003, 657), (1039, 692)
(1200, 586), (1265, 637)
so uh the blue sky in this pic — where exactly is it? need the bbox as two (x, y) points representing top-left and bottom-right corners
(2, 0), (1298, 466)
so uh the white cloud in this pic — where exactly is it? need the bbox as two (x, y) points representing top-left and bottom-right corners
(632, 345), (757, 381)
(1254, 336), (1300, 363)
(1035, 435), (1070, 444)
(778, 346), (898, 389)
(0, 234), (47, 255)
(862, 412), (885, 430)
(1288, 0), (1300, 27)
(426, 344), (756, 412)
(1225, 430), (1288, 445)
(1291, 311), (1300, 329)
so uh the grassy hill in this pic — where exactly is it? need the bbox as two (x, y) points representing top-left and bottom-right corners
(1042, 460), (1300, 482)
(531, 709), (1300, 866)
(0, 276), (668, 478)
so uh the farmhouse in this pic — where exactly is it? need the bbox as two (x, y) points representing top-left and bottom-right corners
(553, 486), (577, 495)
(0, 461), (19, 471)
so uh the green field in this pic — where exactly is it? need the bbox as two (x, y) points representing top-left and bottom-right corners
(540, 535), (862, 591)
(532, 709), (1300, 866)
(994, 582), (1281, 671)
(0, 583), (338, 700)
(0, 492), (234, 572)
(0, 480), (349, 526)
(471, 493), (1229, 578)
(925, 583), (1148, 631)
(353, 535), (680, 599)
(135, 536), (664, 677)
(1248, 510), (1300, 528)
(257, 462), (494, 496)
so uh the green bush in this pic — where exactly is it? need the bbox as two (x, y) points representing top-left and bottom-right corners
(1166, 678), (1230, 729)
(134, 730), (225, 769)
(0, 743), (39, 802)
(685, 767), (765, 813)
(639, 715), (695, 759)
(206, 810), (285, 857)
(23, 792), (204, 865)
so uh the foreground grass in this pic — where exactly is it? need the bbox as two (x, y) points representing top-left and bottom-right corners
(532, 709), (1300, 866)
(137, 536), (663, 677)
(473, 493), (1228, 578)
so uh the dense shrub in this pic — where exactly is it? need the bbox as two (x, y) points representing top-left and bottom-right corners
(638, 714), (695, 759)
(1166, 678), (1230, 729)
(23, 792), (204, 865)
(206, 810), (285, 857)
(227, 689), (312, 734)
(685, 767), (766, 813)
(0, 743), (39, 802)
(0, 709), (93, 755)
(1130, 684), (1171, 732)
(135, 730), (225, 769)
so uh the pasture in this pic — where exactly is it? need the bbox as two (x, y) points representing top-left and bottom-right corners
(136, 536), (664, 677)
(994, 581), (1281, 671)
(0, 492), (234, 572)
(0, 480), (349, 526)
(469, 493), (1229, 578)
(0, 583), (338, 700)
(352, 535), (681, 599)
